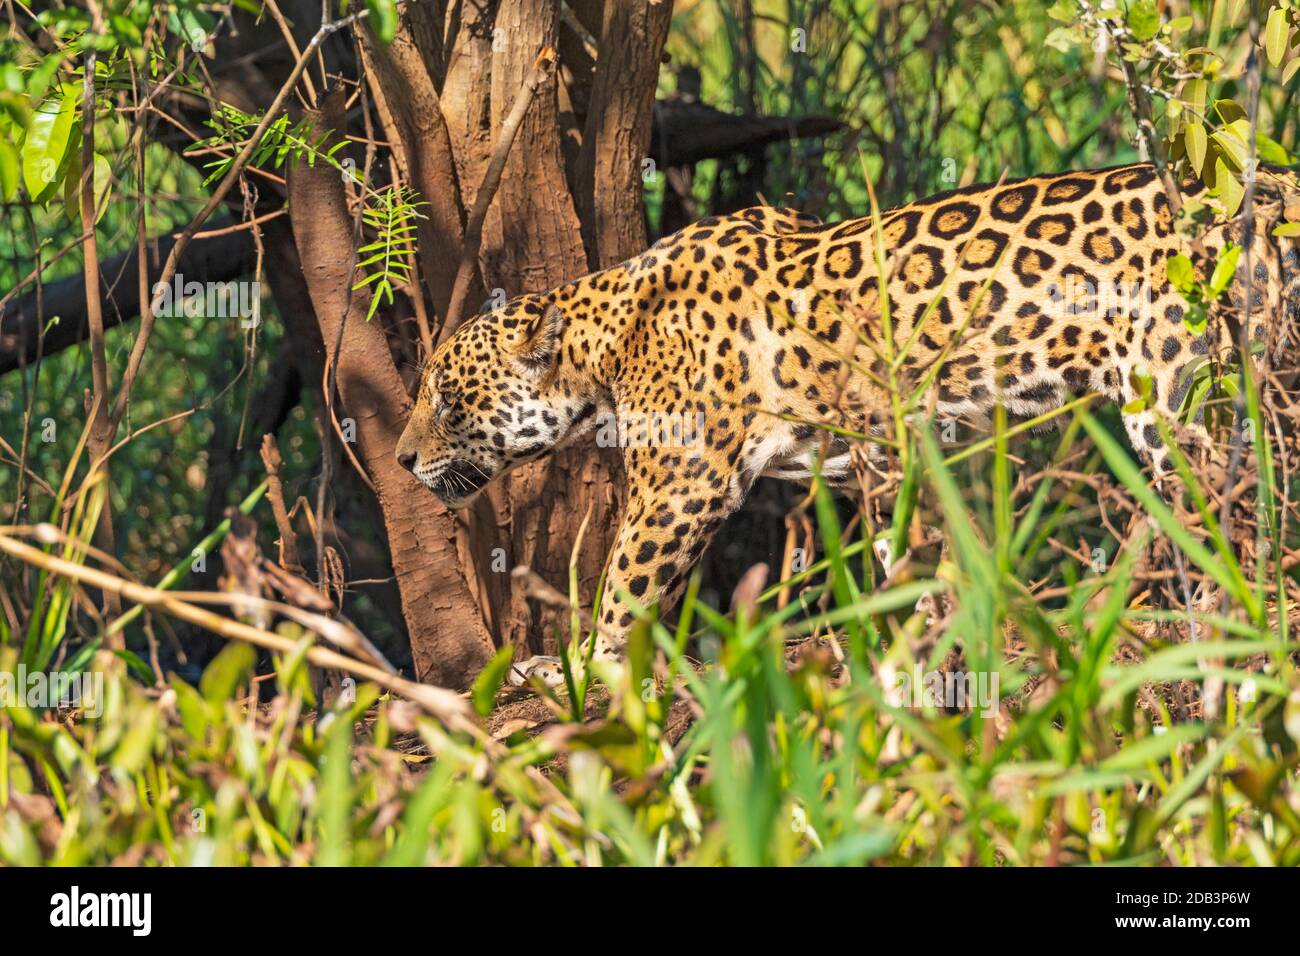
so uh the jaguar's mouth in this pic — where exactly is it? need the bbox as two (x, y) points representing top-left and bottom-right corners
(427, 457), (494, 505)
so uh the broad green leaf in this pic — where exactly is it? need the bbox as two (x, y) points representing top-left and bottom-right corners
(1047, 0), (1076, 23)
(1213, 99), (1247, 125)
(109, 13), (142, 46)
(169, 6), (217, 51)
(1185, 122), (1206, 172)
(22, 83), (78, 203)
(0, 90), (30, 131)
(24, 53), (63, 103)
(167, 676), (214, 739)
(1127, 0), (1160, 41)
(199, 641), (256, 705)
(0, 63), (21, 94)
(316, 714), (354, 867)
(62, 151), (112, 225)
(1209, 120), (1250, 170)
(1265, 6), (1288, 67)
(471, 646), (514, 717)
(366, 0), (398, 44)
(1256, 132), (1294, 165)
(1165, 252), (1195, 293)
(1209, 243), (1240, 297)
(1215, 157), (1243, 216)
(1043, 26), (1080, 54)
(1183, 79), (1206, 119)
(1164, 96), (1183, 128)
(1273, 221), (1300, 238)
(110, 706), (159, 775)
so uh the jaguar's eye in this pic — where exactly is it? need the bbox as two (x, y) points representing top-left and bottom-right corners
(437, 391), (457, 418)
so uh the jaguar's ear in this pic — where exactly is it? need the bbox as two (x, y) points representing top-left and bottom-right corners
(516, 303), (564, 377)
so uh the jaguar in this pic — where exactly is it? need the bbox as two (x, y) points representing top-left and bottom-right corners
(394, 162), (1300, 683)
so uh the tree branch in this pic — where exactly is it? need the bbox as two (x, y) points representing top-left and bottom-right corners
(442, 46), (556, 341)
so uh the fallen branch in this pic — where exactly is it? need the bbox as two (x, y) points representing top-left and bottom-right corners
(0, 530), (473, 729)
(0, 219), (255, 376)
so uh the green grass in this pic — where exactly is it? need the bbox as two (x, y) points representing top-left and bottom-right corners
(2, 376), (1297, 865)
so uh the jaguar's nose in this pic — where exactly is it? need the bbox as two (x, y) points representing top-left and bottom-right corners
(396, 450), (417, 472)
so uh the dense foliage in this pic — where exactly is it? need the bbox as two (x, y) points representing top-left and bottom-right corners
(2, 0), (1299, 865)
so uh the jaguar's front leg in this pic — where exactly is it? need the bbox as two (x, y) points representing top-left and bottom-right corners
(594, 467), (739, 659)
(510, 444), (743, 686)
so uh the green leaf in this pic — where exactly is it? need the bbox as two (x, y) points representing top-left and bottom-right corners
(471, 646), (514, 717)
(1183, 302), (1207, 337)
(1209, 119), (1250, 170)
(199, 641), (257, 705)
(0, 62), (22, 95)
(1183, 79), (1206, 119)
(110, 13), (142, 46)
(1213, 99), (1247, 125)
(316, 714), (354, 867)
(1046, 0), (1076, 23)
(62, 151), (112, 225)
(1209, 243), (1240, 297)
(1265, 6), (1289, 67)
(169, 6), (217, 51)
(24, 53), (64, 104)
(1165, 253), (1195, 293)
(1272, 221), (1300, 238)
(1185, 122), (1206, 172)
(1043, 26), (1080, 54)
(22, 84), (78, 203)
(1097, 724), (1210, 771)
(1256, 132), (1294, 166)
(110, 706), (159, 775)
(1215, 157), (1243, 216)
(0, 136), (18, 201)
(1127, 0), (1160, 41)
(366, 0), (398, 44)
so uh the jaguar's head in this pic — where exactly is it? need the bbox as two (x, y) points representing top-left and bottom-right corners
(394, 295), (598, 507)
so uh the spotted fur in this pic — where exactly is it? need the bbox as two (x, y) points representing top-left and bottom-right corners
(395, 165), (1300, 670)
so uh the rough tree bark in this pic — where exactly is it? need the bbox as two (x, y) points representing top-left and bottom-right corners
(575, 0), (674, 267)
(479, 0), (626, 658)
(357, 25), (466, 319)
(349, 0), (656, 670)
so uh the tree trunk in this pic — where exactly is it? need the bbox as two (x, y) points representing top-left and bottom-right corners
(469, 0), (622, 657)
(218, 0), (669, 684)
(286, 92), (495, 688)
(575, 0), (674, 268)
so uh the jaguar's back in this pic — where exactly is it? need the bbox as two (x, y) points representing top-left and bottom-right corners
(690, 163), (1300, 481)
